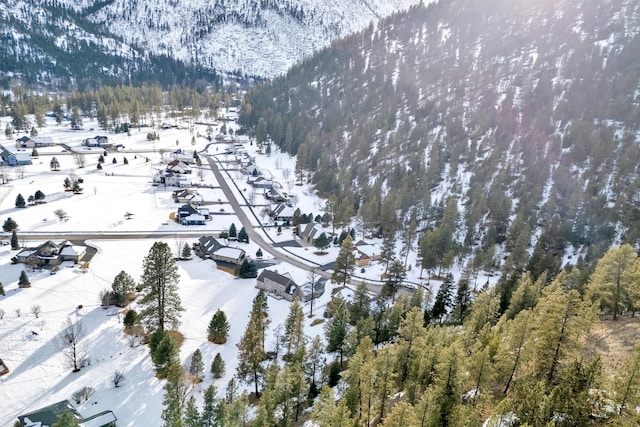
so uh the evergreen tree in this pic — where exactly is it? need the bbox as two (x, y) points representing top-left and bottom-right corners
(314, 232), (330, 253)
(238, 259), (257, 278)
(211, 352), (225, 379)
(201, 385), (218, 427)
(382, 258), (406, 302)
(0, 281), (4, 296)
(15, 193), (25, 208)
(161, 363), (187, 427)
(3, 217), (18, 232)
(236, 291), (271, 396)
(586, 244), (640, 320)
(430, 273), (455, 323)
(183, 396), (200, 427)
(613, 344), (640, 419)
(19, 270), (30, 288)
(11, 230), (19, 249)
(181, 243), (192, 260)
(331, 235), (356, 286)
(283, 298), (306, 362)
(123, 310), (137, 329)
(237, 227), (249, 243)
(324, 297), (350, 366)
(34, 190), (45, 202)
(256, 248), (263, 258)
(349, 281), (371, 325)
(189, 349), (204, 381)
(112, 270), (135, 306)
(50, 157), (60, 171)
(229, 223), (237, 239)
(52, 410), (80, 427)
(138, 242), (183, 332)
(153, 334), (179, 377)
(207, 309), (230, 344)
(31, 148), (39, 158)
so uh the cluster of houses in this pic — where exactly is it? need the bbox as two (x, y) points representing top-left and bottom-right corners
(17, 399), (116, 427)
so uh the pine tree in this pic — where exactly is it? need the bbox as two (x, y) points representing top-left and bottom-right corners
(613, 344), (640, 419)
(586, 244), (640, 320)
(314, 232), (330, 253)
(229, 223), (237, 239)
(238, 259), (257, 278)
(19, 270), (30, 288)
(324, 297), (350, 366)
(52, 410), (80, 427)
(382, 258), (406, 302)
(181, 243), (192, 260)
(154, 334), (179, 377)
(15, 193), (25, 208)
(201, 385), (218, 427)
(235, 227), (247, 243)
(211, 352), (225, 379)
(331, 235), (356, 286)
(50, 156), (60, 171)
(3, 217), (18, 232)
(11, 230), (19, 250)
(183, 396), (201, 427)
(236, 291), (271, 396)
(138, 242), (183, 332)
(189, 349), (204, 381)
(349, 281), (371, 325)
(283, 298), (306, 362)
(123, 310), (137, 329)
(112, 270), (135, 306)
(0, 281), (4, 296)
(34, 190), (45, 202)
(430, 273), (455, 323)
(207, 309), (230, 344)
(161, 363), (187, 427)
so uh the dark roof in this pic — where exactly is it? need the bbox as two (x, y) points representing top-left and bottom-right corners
(178, 204), (199, 215)
(257, 269), (297, 287)
(18, 400), (82, 426)
(198, 235), (224, 254)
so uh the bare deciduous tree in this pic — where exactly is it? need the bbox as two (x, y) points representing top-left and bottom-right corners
(31, 305), (41, 318)
(113, 370), (125, 387)
(73, 153), (86, 168)
(15, 308), (20, 317)
(0, 308), (5, 319)
(55, 318), (87, 372)
(53, 209), (69, 222)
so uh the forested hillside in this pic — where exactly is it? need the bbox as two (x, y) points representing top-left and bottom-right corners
(241, 0), (640, 302)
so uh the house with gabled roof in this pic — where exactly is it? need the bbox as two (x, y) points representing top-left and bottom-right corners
(13, 240), (87, 267)
(354, 240), (381, 267)
(15, 136), (55, 149)
(0, 144), (32, 166)
(177, 204), (209, 225)
(271, 202), (295, 222)
(212, 246), (246, 265)
(256, 269), (320, 302)
(300, 222), (325, 243)
(17, 399), (117, 427)
(194, 235), (224, 258)
(166, 159), (191, 174)
(173, 189), (202, 205)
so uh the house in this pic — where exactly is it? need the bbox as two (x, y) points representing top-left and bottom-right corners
(270, 203), (295, 222)
(354, 240), (381, 267)
(248, 176), (274, 188)
(256, 270), (321, 302)
(83, 135), (110, 148)
(194, 235), (224, 258)
(265, 188), (289, 203)
(212, 247), (246, 265)
(242, 163), (260, 176)
(18, 400), (83, 427)
(177, 204), (209, 224)
(164, 149), (196, 164)
(154, 171), (192, 187)
(173, 189), (202, 205)
(300, 222), (325, 243)
(13, 241), (87, 267)
(17, 400), (117, 427)
(15, 136), (54, 149)
(166, 159), (191, 174)
(0, 145), (32, 166)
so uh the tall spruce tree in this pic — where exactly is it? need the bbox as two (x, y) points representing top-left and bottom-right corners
(161, 363), (188, 427)
(207, 309), (230, 344)
(211, 352), (225, 379)
(324, 297), (350, 366)
(138, 242), (183, 332)
(11, 230), (19, 250)
(189, 349), (204, 381)
(112, 270), (136, 306)
(18, 270), (30, 288)
(331, 235), (356, 286)
(236, 291), (271, 396)
(15, 193), (25, 208)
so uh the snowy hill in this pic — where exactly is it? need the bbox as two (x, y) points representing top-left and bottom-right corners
(0, 0), (425, 87)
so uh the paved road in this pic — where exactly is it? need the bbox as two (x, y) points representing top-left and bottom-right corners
(203, 154), (334, 282)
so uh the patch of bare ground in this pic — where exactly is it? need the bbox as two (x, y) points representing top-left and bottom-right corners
(586, 315), (640, 385)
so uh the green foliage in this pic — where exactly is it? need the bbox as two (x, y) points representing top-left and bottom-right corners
(238, 259), (257, 278)
(3, 217), (18, 232)
(189, 348), (204, 380)
(112, 270), (136, 306)
(123, 310), (137, 329)
(138, 242), (183, 332)
(181, 243), (192, 260)
(331, 235), (356, 286)
(314, 232), (330, 253)
(207, 309), (230, 344)
(237, 227), (249, 243)
(51, 410), (80, 427)
(10, 230), (18, 250)
(229, 223), (237, 238)
(18, 270), (30, 288)
(211, 352), (225, 379)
